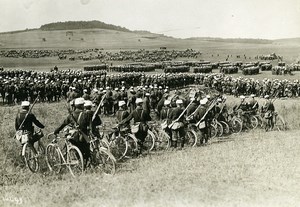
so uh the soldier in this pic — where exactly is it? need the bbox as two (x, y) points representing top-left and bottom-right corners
(54, 98), (91, 167)
(261, 95), (275, 131)
(118, 98), (151, 154)
(82, 89), (91, 100)
(194, 98), (210, 144)
(84, 100), (102, 138)
(15, 101), (45, 154)
(168, 99), (185, 149)
(160, 99), (172, 138)
(248, 94), (259, 114)
(116, 100), (130, 126)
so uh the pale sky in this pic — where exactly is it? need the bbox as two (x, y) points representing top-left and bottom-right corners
(1, 0), (300, 39)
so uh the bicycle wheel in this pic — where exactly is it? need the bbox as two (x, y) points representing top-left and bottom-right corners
(230, 118), (243, 134)
(210, 124), (218, 139)
(22, 143), (39, 173)
(185, 129), (197, 147)
(109, 135), (128, 161)
(274, 114), (286, 131)
(255, 115), (264, 128)
(216, 121), (223, 137)
(250, 115), (259, 129)
(37, 141), (46, 156)
(125, 134), (138, 158)
(144, 130), (155, 151)
(155, 129), (170, 151)
(45, 144), (62, 174)
(67, 146), (84, 177)
(94, 148), (116, 175)
(219, 121), (230, 135)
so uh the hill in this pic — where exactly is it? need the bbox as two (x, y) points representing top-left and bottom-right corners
(40, 20), (131, 32)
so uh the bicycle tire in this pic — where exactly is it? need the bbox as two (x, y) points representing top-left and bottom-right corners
(109, 135), (128, 161)
(45, 143), (62, 174)
(230, 118), (243, 134)
(250, 115), (259, 129)
(95, 148), (116, 175)
(67, 145), (84, 177)
(219, 121), (230, 135)
(144, 130), (156, 151)
(210, 124), (218, 139)
(186, 129), (197, 147)
(155, 129), (170, 151)
(22, 143), (39, 173)
(216, 121), (224, 137)
(125, 134), (138, 158)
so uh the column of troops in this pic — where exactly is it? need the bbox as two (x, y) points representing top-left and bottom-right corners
(1, 69), (300, 105)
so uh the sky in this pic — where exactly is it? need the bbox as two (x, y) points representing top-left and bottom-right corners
(1, 0), (300, 39)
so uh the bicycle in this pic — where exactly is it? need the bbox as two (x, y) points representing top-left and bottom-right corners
(148, 121), (170, 151)
(89, 135), (116, 175)
(227, 111), (243, 134)
(17, 129), (45, 173)
(46, 132), (84, 177)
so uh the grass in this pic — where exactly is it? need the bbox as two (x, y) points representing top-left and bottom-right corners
(0, 96), (300, 207)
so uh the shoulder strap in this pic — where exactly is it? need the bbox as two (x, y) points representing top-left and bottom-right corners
(77, 112), (83, 125)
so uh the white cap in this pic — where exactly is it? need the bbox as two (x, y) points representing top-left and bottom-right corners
(164, 100), (171, 105)
(264, 95), (270, 99)
(176, 99), (183, 104)
(84, 100), (93, 107)
(136, 98), (143, 104)
(240, 95), (245, 99)
(118, 100), (126, 107)
(21, 101), (30, 107)
(206, 95), (211, 99)
(74, 98), (85, 105)
(250, 94), (255, 98)
(202, 98), (208, 104)
(145, 93), (150, 96)
(217, 98), (222, 102)
(92, 88), (98, 92)
(200, 99), (206, 105)
(83, 89), (87, 92)
(115, 88), (119, 91)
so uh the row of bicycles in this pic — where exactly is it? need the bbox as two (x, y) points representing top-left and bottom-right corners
(20, 110), (286, 177)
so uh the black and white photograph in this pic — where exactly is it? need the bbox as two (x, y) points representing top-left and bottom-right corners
(0, 0), (300, 206)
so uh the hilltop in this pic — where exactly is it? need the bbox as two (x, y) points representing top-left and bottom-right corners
(40, 20), (131, 32)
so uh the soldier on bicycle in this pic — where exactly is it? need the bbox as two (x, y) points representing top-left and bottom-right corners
(118, 98), (151, 154)
(53, 98), (91, 167)
(15, 101), (45, 154)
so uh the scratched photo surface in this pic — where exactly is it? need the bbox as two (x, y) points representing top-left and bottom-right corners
(0, 0), (300, 207)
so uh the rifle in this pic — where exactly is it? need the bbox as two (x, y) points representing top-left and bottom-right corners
(92, 93), (106, 122)
(196, 98), (218, 127)
(14, 95), (40, 139)
(168, 98), (195, 128)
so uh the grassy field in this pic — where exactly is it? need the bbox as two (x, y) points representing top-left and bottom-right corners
(1, 28), (300, 206)
(1, 28), (300, 71)
(0, 96), (300, 207)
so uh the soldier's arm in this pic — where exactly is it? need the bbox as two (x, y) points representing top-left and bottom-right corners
(31, 114), (45, 129)
(119, 111), (133, 126)
(54, 115), (72, 134)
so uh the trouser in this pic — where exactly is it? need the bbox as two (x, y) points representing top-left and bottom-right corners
(171, 127), (185, 148)
(199, 128), (208, 144)
(135, 129), (147, 153)
(70, 139), (91, 165)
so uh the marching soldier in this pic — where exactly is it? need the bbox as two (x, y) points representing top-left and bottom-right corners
(169, 99), (185, 149)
